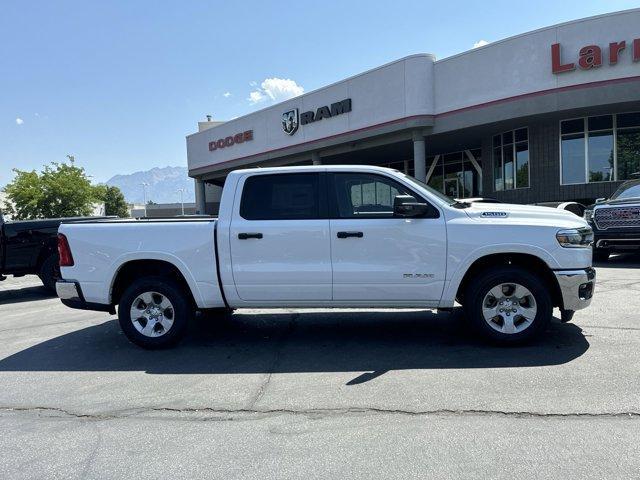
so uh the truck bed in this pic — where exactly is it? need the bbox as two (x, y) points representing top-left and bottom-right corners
(58, 218), (224, 309)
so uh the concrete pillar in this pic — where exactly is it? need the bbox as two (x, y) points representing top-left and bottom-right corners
(194, 178), (206, 215)
(311, 151), (322, 165)
(412, 130), (426, 182)
(403, 159), (410, 174)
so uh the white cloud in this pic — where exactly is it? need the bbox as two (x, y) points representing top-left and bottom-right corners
(248, 90), (266, 104)
(15, 117), (24, 125)
(249, 81), (258, 87)
(248, 77), (304, 105)
(473, 40), (489, 49)
(222, 92), (232, 98)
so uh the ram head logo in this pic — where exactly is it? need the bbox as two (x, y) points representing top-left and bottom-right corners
(282, 108), (299, 136)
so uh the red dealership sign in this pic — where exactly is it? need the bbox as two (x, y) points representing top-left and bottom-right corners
(208, 130), (253, 152)
(552, 39), (640, 74)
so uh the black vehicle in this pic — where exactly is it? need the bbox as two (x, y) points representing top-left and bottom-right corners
(584, 176), (640, 262)
(0, 213), (103, 291)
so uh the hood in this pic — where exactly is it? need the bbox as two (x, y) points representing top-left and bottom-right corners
(463, 202), (588, 228)
(594, 197), (640, 207)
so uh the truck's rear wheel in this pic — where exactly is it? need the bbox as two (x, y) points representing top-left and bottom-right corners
(38, 254), (60, 293)
(463, 266), (552, 345)
(118, 276), (191, 349)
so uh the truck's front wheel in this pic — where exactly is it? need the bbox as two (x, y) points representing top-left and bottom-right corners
(118, 276), (191, 349)
(464, 266), (552, 345)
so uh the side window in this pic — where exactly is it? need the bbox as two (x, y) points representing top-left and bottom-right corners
(240, 173), (320, 220)
(331, 173), (424, 218)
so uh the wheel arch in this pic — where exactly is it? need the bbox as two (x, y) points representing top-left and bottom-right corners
(453, 252), (563, 308)
(109, 257), (201, 308)
(36, 245), (58, 271)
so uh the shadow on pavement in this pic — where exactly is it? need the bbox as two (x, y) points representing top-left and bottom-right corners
(0, 309), (589, 381)
(0, 284), (55, 305)
(594, 252), (640, 269)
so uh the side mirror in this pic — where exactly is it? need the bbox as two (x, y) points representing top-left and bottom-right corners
(393, 195), (429, 217)
(595, 197), (606, 204)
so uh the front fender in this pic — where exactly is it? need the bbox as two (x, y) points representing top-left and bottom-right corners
(441, 243), (558, 307)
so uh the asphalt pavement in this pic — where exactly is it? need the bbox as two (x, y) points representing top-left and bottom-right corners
(1, 255), (639, 479)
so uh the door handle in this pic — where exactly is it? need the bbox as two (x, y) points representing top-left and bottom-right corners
(337, 231), (363, 239)
(238, 232), (263, 240)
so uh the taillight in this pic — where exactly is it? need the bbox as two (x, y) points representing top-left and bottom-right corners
(57, 233), (74, 267)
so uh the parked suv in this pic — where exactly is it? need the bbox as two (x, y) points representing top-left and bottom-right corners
(584, 176), (640, 262)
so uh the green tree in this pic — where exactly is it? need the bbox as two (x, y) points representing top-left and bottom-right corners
(2, 160), (97, 220)
(93, 184), (129, 218)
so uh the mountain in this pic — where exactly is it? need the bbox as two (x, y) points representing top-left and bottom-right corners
(106, 166), (195, 204)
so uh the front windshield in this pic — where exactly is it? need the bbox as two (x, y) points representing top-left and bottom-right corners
(401, 173), (456, 205)
(611, 179), (640, 201)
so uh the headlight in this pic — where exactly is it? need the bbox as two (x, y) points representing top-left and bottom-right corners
(583, 209), (594, 222)
(556, 227), (593, 248)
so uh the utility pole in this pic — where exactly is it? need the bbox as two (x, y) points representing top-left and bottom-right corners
(141, 182), (149, 217)
(177, 188), (185, 216)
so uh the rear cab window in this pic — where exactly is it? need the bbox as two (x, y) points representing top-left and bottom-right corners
(240, 173), (324, 220)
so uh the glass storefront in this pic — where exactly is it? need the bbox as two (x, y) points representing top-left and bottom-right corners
(617, 112), (640, 180)
(426, 149), (482, 199)
(561, 112), (640, 185)
(493, 128), (529, 191)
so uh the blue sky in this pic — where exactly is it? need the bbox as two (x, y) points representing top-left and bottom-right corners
(1, 0), (638, 186)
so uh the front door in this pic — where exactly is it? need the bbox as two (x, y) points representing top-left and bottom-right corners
(328, 172), (447, 303)
(229, 172), (332, 302)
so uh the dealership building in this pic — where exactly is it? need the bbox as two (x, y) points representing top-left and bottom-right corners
(187, 9), (640, 214)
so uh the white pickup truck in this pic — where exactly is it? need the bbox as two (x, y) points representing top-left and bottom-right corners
(56, 165), (595, 348)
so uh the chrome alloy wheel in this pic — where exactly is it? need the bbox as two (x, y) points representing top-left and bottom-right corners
(481, 283), (537, 334)
(130, 291), (175, 338)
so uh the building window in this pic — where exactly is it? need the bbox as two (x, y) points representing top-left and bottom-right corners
(617, 112), (640, 180)
(560, 112), (640, 185)
(426, 149), (482, 199)
(493, 128), (529, 191)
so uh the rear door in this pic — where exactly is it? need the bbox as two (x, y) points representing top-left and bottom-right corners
(328, 172), (447, 303)
(229, 172), (332, 302)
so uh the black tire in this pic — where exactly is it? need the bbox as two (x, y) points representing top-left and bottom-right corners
(463, 266), (552, 345)
(118, 276), (192, 349)
(38, 254), (60, 293)
(593, 249), (610, 262)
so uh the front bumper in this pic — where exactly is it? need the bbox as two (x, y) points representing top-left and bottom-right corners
(594, 233), (640, 251)
(590, 221), (640, 251)
(56, 280), (114, 313)
(553, 267), (596, 311)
